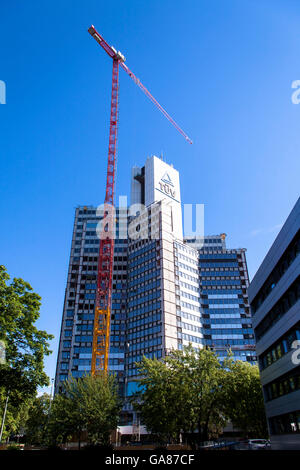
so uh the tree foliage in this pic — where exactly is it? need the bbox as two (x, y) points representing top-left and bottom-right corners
(0, 265), (53, 394)
(0, 265), (53, 441)
(132, 345), (267, 445)
(47, 373), (121, 447)
(131, 356), (189, 443)
(24, 393), (51, 445)
(0, 389), (31, 442)
(223, 357), (268, 437)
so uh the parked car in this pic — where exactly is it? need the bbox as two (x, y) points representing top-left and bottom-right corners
(247, 439), (271, 450)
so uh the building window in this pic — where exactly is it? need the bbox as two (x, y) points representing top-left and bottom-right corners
(270, 410), (300, 435)
(254, 276), (300, 341)
(252, 230), (300, 314)
(265, 365), (300, 401)
(260, 322), (300, 370)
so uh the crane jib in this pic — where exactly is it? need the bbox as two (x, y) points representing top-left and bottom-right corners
(88, 24), (192, 375)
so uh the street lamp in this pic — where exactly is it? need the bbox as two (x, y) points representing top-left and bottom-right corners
(0, 393), (9, 443)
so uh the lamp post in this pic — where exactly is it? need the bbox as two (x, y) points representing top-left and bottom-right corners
(48, 378), (54, 413)
(124, 342), (130, 400)
(0, 393), (9, 443)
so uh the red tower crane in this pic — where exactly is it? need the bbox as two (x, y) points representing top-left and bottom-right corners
(88, 25), (192, 376)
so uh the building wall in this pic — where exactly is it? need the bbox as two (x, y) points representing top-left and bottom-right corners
(54, 207), (127, 394)
(248, 197), (300, 449)
(175, 241), (203, 350)
(132, 155), (183, 240)
(184, 235), (256, 363)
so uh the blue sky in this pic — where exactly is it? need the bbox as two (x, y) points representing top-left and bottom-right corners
(1, 0), (299, 391)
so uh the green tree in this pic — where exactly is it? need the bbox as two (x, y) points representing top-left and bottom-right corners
(0, 390), (31, 442)
(47, 373), (121, 448)
(0, 265), (53, 396)
(47, 393), (76, 447)
(131, 356), (190, 444)
(24, 393), (51, 445)
(167, 346), (227, 442)
(133, 345), (228, 446)
(223, 358), (268, 437)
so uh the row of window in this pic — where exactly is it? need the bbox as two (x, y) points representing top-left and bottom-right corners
(174, 242), (196, 257)
(199, 254), (238, 260)
(127, 301), (161, 316)
(128, 290), (161, 308)
(210, 313), (242, 319)
(265, 366), (300, 402)
(127, 310), (161, 323)
(199, 238), (222, 244)
(180, 311), (201, 323)
(128, 280), (160, 296)
(203, 298), (241, 305)
(252, 230), (300, 313)
(177, 262), (198, 274)
(178, 271), (199, 284)
(84, 239), (99, 245)
(127, 325), (161, 340)
(129, 261), (157, 277)
(260, 322), (300, 370)
(200, 271), (240, 277)
(211, 334), (245, 340)
(181, 291), (200, 303)
(177, 252), (198, 266)
(127, 313), (161, 329)
(255, 276), (300, 340)
(206, 339), (255, 346)
(210, 318), (249, 325)
(78, 209), (96, 215)
(181, 333), (205, 345)
(202, 289), (242, 295)
(210, 328), (252, 335)
(201, 280), (242, 286)
(128, 238), (158, 251)
(129, 270), (161, 285)
(181, 322), (203, 334)
(180, 300), (201, 312)
(207, 303), (242, 309)
(199, 262), (239, 268)
(76, 324), (93, 332)
(129, 252), (156, 268)
(269, 410), (300, 435)
(82, 248), (98, 253)
(179, 281), (200, 293)
(128, 242), (156, 259)
(75, 335), (92, 342)
(128, 336), (162, 351)
(127, 349), (162, 364)
(204, 308), (245, 315)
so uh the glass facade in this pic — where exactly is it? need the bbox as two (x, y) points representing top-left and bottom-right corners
(185, 235), (256, 363)
(55, 207), (127, 394)
(55, 211), (256, 397)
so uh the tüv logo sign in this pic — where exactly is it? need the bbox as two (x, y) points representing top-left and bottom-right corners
(158, 172), (176, 199)
(0, 80), (6, 104)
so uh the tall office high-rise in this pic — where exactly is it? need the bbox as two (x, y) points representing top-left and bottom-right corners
(55, 156), (255, 421)
(54, 206), (128, 395)
(54, 156), (184, 396)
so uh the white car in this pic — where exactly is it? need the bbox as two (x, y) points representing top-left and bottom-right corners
(248, 439), (271, 450)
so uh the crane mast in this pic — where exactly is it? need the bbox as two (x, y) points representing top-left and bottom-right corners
(91, 58), (119, 375)
(88, 25), (192, 376)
